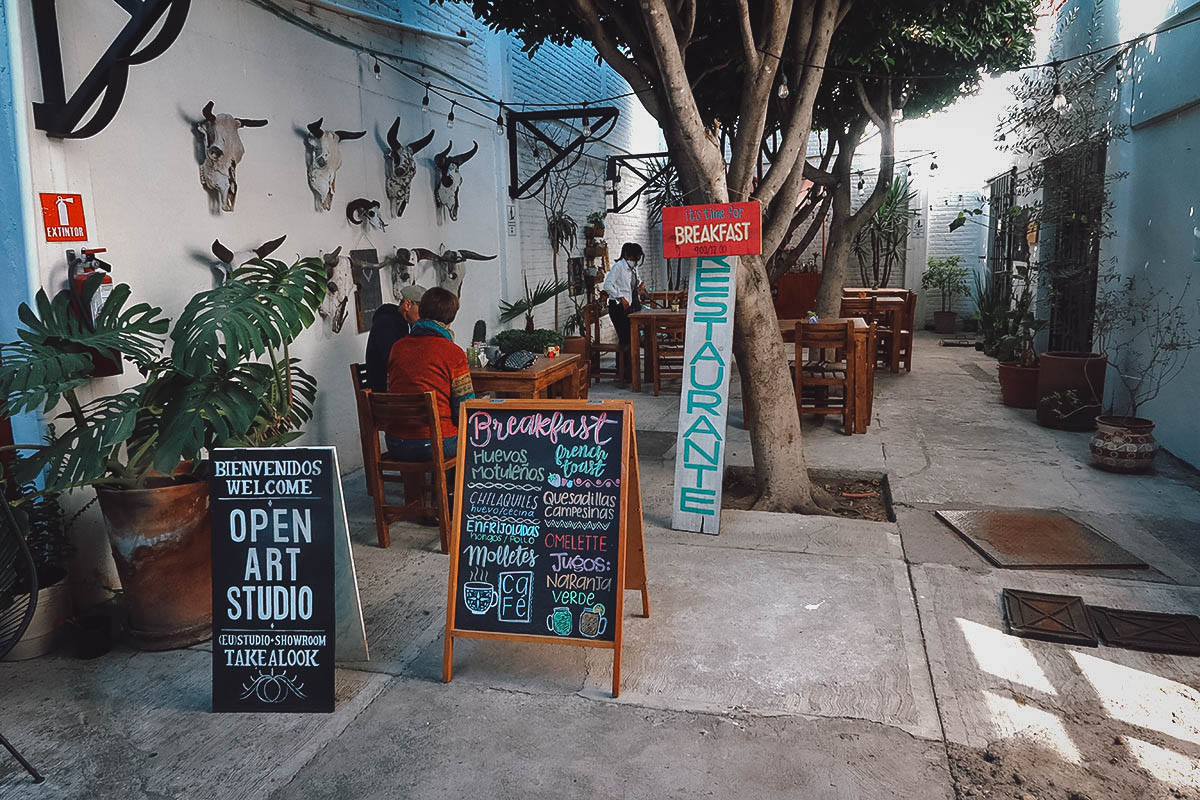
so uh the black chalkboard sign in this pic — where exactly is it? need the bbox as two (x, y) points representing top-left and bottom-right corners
(210, 448), (336, 713)
(443, 399), (649, 697)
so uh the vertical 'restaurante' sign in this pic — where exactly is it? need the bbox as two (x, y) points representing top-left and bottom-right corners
(211, 448), (336, 713)
(661, 201), (759, 534)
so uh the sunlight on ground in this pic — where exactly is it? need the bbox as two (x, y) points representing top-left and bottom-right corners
(1124, 736), (1200, 788)
(957, 618), (1057, 695)
(982, 691), (1082, 763)
(1070, 651), (1200, 746)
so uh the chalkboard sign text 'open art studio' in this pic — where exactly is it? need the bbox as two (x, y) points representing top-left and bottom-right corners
(443, 400), (649, 697)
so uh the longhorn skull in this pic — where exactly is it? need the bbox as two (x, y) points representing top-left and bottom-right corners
(319, 247), (353, 333)
(346, 198), (387, 232)
(385, 118), (435, 218)
(197, 101), (268, 212)
(210, 235), (287, 283)
(433, 140), (478, 222)
(305, 118), (366, 211)
(413, 246), (496, 296)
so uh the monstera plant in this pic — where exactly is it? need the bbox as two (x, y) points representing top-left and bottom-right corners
(0, 257), (325, 649)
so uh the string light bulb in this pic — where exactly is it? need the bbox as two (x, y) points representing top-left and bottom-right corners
(446, 100), (456, 129)
(930, 158), (939, 172)
(581, 103), (591, 138)
(373, 57), (381, 80)
(495, 107), (505, 135)
(421, 84), (430, 113)
(1051, 62), (1068, 113)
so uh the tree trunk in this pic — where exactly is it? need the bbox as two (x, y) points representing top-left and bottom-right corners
(551, 249), (561, 329)
(815, 208), (856, 318)
(732, 253), (824, 512)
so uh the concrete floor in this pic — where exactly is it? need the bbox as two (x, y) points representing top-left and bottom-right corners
(4, 333), (1200, 799)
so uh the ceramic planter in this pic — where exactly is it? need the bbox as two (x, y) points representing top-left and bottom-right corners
(1036, 352), (1107, 430)
(933, 311), (957, 334)
(1091, 416), (1158, 473)
(96, 477), (212, 650)
(997, 362), (1040, 409)
(1, 579), (72, 661)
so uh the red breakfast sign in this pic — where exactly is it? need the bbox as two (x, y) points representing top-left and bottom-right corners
(39, 193), (88, 242)
(661, 201), (762, 259)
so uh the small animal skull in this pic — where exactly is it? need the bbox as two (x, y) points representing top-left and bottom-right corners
(385, 118), (435, 218)
(210, 235), (287, 283)
(433, 140), (479, 222)
(346, 198), (387, 232)
(197, 101), (268, 212)
(305, 118), (366, 211)
(414, 246), (496, 296)
(319, 247), (353, 333)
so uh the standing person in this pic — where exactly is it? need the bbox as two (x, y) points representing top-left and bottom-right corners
(603, 242), (647, 386)
(364, 284), (425, 392)
(385, 287), (475, 459)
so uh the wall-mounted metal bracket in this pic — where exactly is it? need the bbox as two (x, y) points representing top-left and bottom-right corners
(506, 107), (618, 200)
(605, 152), (670, 214)
(31, 0), (191, 139)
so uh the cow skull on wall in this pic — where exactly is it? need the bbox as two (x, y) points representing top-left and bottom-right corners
(346, 198), (387, 232)
(305, 118), (366, 211)
(210, 235), (287, 283)
(433, 140), (478, 222)
(381, 248), (419, 299)
(319, 246), (353, 333)
(385, 118), (435, 218)
(413, 246), (496, 296)
(197, 101), (268, 212)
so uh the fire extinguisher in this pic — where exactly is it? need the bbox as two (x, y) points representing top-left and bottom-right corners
(66, 248), (123, 377)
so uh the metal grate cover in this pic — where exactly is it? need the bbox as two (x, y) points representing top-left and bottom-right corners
(1003, 589), (1099, 646)
(1087, 606), (1200, 656)
(936, 508), (1147, 570)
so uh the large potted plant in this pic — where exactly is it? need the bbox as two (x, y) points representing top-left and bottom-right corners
(972, 268), (1015, 357)
(1087, 275), (1200, 473)
(0, 258), (325, 649)
(995, 264), (1045, 408)
(922, 256), (970, 333)
(2, 489), (72, 660)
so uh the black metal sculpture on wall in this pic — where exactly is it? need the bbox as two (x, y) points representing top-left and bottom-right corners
(31, 0), (191, 139)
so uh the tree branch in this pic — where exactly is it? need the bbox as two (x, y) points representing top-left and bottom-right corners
(567, 0), (663, 121)
(731, 0), (760, 73)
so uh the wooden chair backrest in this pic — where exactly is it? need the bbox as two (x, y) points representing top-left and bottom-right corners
(901, 291), (917, 331)
(797, 320), (854, 350)
(839, 296), (878, 317)
(585, 302), (603, 344)
(364, 390), (447, 465)
(350, 362), (368, 391)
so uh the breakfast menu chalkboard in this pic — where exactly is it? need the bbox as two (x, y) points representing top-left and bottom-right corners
(444, 399), (649, 697)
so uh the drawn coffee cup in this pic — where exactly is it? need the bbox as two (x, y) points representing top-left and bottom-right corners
(463, 581), (498, 615)
(545, 606), (572, 636)
(579, 606), (607, 638)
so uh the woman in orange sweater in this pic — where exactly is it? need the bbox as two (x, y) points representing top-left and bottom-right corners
(385, 287), (475, 459)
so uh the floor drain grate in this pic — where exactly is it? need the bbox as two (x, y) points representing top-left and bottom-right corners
(1087, 607), (1200, 656)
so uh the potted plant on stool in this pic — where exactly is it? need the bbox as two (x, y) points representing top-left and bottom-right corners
(922, 256), (970, 333)
(1088, 275), (1200, 473)
(0, 257), (326, 649)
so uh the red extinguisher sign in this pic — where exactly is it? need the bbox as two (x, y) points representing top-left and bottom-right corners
(39, 192), (88, 242)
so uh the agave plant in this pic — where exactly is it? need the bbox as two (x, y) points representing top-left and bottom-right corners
(0, 257), (326, 493)
(854, 176), (916, 289)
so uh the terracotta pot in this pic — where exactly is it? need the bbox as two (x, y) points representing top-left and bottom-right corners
(1, 579), (72, 661)
(1036, 352), (1107, 430)
(933, 311), (957, 334)
(997, 362), (1040, 409)
(1091, 416), (1158, 473)
(96, 478), (212, 650)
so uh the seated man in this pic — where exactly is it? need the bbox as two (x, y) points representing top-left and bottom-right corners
(385, 287), (474, 459)
(364, 284), (425, 392)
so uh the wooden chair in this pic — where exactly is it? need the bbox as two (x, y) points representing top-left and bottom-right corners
(585, 301), (622, 383)
(647, 316), (686, 396)
(794, 320), (855, 436)
(350, 364), (454, 551)
(841, 296), (896, 369)
(893, 291), (916, 372)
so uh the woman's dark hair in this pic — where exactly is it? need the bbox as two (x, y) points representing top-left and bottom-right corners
(419, 287), (460, 324)
(619, 242), (645, 264)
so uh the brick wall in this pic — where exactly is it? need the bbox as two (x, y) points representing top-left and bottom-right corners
(921, 184), (988, 325)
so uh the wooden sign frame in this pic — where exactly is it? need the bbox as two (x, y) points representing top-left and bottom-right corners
(442, 399), (649, 697)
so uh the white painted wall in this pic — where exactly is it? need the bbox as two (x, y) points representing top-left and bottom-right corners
(7, 0), (663, 601)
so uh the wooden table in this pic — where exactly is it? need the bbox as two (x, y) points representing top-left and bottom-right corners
(780, 317), (873, 433)
(628, 308), (687, 393)
(471, 353), (583, 399)
(646, 290), (687, 309)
